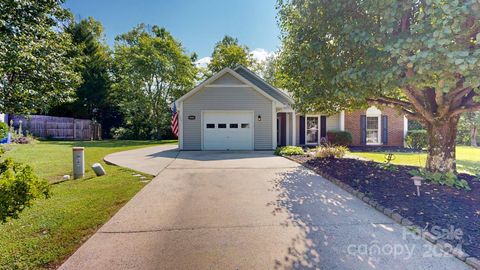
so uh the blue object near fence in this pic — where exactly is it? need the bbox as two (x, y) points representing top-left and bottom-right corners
(0, 133), (11, 144)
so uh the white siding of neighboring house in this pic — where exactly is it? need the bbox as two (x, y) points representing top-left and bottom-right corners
(0, 114), (5, 123)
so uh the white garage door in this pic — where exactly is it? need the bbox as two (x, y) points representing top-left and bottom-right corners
(203, 111), (254, 150)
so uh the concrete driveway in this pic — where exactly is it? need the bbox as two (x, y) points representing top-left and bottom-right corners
(60, 146), (468, 270)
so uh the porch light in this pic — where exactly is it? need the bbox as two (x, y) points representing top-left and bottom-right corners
(257, 115), (262, 121)
(411, 176), (423, 196)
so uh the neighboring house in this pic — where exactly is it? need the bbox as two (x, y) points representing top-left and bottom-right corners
(175, 66), (408, 150)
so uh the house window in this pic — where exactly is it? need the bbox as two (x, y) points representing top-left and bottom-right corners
(306, 116), (319, 144)
(366, 116), (380, 144)
(206, 124), (215, 129)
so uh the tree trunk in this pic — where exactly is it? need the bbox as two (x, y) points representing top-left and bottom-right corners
(425, 117), (459, 173)
(471, 126), (478, 147)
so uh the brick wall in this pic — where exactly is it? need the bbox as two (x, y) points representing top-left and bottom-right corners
(345, 107), (405, 146)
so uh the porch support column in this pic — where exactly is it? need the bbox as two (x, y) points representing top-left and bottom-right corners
(286, 113), (290, 145)
(292, 112), (296, 146)
(272, 101), (277, 150)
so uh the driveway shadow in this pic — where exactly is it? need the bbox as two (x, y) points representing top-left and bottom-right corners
(268, 167), (467, 270)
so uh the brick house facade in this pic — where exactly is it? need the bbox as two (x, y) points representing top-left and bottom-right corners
(344, 106), (407, 147)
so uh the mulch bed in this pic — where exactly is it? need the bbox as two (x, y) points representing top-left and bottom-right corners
(291, 155), (480, 258)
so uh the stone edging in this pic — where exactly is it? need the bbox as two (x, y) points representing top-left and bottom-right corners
(285, 156), (480, 269)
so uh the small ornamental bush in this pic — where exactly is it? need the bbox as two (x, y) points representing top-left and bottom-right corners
(327, 131), (353, 146)
(274, 146), (305, 156)
(409, 169), (470, 190)
(314, 145), (347, 159)
(0, 158), (50, 223)
(0, 122), (8, 139)
(405, 130), (428, 150)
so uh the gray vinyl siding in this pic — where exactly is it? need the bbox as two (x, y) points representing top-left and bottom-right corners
(182, 85), (273, 150)
(210, 73), (243, 85)
(234, 67), (292, 106)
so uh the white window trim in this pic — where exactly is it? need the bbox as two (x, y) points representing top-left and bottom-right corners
(365, 106), (382, 145)
(305, 115), (321, 145)
(366, 115), (382, 145)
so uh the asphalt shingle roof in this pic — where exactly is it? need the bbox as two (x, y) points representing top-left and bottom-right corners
(234, 66), (292, 106)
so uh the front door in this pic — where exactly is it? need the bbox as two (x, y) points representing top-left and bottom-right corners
(306, 116), (319, 144)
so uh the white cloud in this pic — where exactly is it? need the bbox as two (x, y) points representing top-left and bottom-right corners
(195, 48), (275, 68)
(195, 56), (211, 68)
(250, 48), (275, 63)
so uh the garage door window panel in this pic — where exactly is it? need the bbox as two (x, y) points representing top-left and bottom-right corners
(218, 124), (227, 128)
(206, 124), (215, 128)
(230, 124), (238, 128)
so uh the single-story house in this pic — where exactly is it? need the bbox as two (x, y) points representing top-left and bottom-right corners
(175, 66), (408, 150)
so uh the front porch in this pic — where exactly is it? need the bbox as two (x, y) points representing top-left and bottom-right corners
(276, 112), (342, 147)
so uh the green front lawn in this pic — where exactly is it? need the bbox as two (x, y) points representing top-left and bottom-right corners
(350, 146), (480, 174)
(0, 140), (176, 269)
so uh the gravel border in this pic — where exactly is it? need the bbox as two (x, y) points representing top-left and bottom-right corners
(285, 155), (480, 269)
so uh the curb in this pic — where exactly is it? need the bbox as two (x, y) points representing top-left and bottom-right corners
(286, 156), (479, 269)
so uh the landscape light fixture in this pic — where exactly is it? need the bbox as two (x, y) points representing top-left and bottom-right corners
(411, 176), (423, 196)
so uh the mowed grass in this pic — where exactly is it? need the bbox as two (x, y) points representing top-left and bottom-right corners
(351, 146), (480, 174)
(0, 140), (176, 270)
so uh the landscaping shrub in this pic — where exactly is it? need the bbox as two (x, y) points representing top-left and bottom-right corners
(0, 122), (7, 139)
(405, 130), (428, 150)
(12, 134), (35, 144)
(314, 145), (347, 158)
(111, 127), (136, 140)
(0, 158), (50, 222)
(409, 169), (471, 190)
(274, 146), (305, 156)
(327, 130), (352, 146)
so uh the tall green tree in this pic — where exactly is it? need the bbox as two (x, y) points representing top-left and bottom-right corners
(457, 112), (480, 146)
(0, 0), (81, 114)
(48, 17), (122, 137)
(207, 35), (255, 74)
(112, 24), (197, 139)
(277, 0), (480, 173)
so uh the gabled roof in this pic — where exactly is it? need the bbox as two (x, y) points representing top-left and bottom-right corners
(175, 66), (293, 108)
(233, 65), (293, 106)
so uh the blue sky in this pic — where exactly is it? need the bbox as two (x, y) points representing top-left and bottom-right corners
(64, 0), (281, 64)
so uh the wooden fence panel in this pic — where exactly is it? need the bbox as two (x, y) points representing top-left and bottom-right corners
(10, 115), (101, 140)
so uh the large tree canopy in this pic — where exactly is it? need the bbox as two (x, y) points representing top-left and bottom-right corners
(278, 0), (480, 173)
(0, 0), (81, 114)
(48, 17), (122, 137)
(112, 24), (197, 139)
(207, 35), (255, 75)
